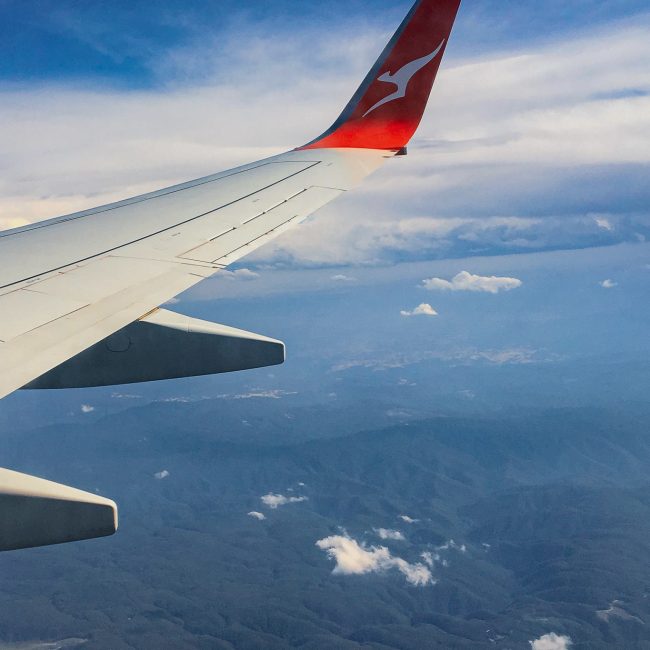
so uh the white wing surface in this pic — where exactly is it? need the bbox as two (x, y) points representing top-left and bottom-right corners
(0, 149), (386, 399)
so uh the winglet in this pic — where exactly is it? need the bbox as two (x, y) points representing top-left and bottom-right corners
(300, 0), (461, 151)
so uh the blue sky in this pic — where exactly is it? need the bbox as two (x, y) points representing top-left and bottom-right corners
(1, 0), (648, 85)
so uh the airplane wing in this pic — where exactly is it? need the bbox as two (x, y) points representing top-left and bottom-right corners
(0, 0), (461, 549)
(0, 148), (388, 398)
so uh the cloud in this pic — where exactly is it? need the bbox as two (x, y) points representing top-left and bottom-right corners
(400, 303), (438, 318)
(436, 539), (467, 553)
(80, 404), (95, 414)
(420, 540), (467, 569)
(375, 528), (405, 541)
(3, 16), (650, 269)
(600, 278), (618, 288)
(247, 511), (266, 521)
(331, 274), (356, 282)
(420, 551), (441, 568)
(422, 271), (522, 294)
(315, 534), (434, 587)
(261, 493), (308, 509)
(217, 268), (260, 281)
(154, 470), (170, 480)
(399, 515), (419, 524)
(594, 216), (614, 231)
(530, 633), (573, 650)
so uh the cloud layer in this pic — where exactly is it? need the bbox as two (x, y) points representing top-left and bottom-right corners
(2, 13), (649, 266)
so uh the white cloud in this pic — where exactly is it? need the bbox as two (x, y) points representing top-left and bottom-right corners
(600, 278), (618, 288)
(80, 404), (95, 414)
(154, 470), (170, 480)
(248, 511), (266, 521)
(436, 539), (467, 553)
(422, 271), (522, 294)
(315, 534), (434, 587)
(594, 216), (614, 231)
(0, 15), (650, 264)
(261, 493), (308, 509)
(399, 515), (419, 524)
(331, 274), (356, 282)
(421, 551), (441, 568)
(375, 528), (405, 541)
(2, 12), (650, 269)
(218, 268), (260, 281)
(530, 633), (573, 650)
(400, 303), (438, 318)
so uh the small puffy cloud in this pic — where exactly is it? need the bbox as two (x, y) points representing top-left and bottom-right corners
(317, 535), (391, 576)
(600, 278), (618, 288)
(316, 534), (434, 587)
(261, 493), (308, 509)
(437, 539), (467, 553)
(400, 303), (438, 318)
(80, 404), (95, 414)
(422, 271), (522, 294)
(594, 216), (614, 231)
(375, 528), (405, 541)
(248, 511), (266, 521)
(399, 515), (419, 524)
(421, 551), (441, 567)
(154, 470), (170, 480)
(219, 268), (260, 281)
(331, 274), (356, 282)
(530, 633), (573, 650)
(390, 557), (434, 587)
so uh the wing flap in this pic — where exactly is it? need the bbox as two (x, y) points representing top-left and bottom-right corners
(180, 186), (343, 264)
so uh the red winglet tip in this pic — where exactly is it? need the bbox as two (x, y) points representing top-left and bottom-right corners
(300, 0), (461, 151)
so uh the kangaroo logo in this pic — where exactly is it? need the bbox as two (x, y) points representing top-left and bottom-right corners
(363, 39), (446, 117)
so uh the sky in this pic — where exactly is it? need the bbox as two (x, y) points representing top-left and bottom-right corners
(0, 0), (648, 413)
